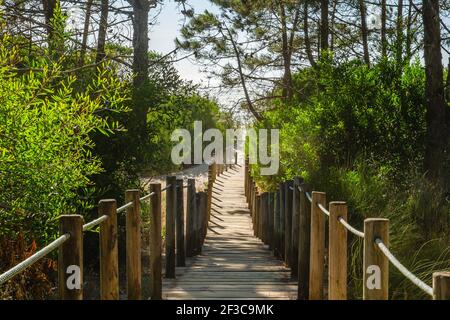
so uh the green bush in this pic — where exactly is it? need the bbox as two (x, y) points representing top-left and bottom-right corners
(0, 37), (128, 245)
(251, 57), (449, 299)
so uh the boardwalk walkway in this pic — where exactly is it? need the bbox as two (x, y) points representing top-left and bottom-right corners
(163, 165), (297, 300)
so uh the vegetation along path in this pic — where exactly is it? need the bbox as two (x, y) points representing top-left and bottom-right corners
(163, 165), (297, 300)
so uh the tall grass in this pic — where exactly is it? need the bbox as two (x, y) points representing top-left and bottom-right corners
(311, 163), (450, 299)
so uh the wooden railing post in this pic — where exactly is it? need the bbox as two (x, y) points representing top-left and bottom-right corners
(433, 272), (450, 299)
(261, 193), (269, 243)
(274, 190), (281, 258)
(291, 177), (302, 279)
(206, 163), (215, 222)
(199, 191), (208, 246)
(244, 158), (249, 199)
(186, 179), (196, 257)
(328, 202), (348, 300)
(248, 165), (252, 202)
(149, 183), (162, 300)
(194, 191), (200, 254)
(363, 218), (389, 300)
(59, 215), (84, 300)
(268, 192), (275, 251)
(251, 182), (256, 233)
(175, 179), (185, 267)
(298, 183), (311, 300)
(279, 182), (286, 260)
(256, 194), (261, 238)
(284, 181), (293, 267)
(165, 176), (176, 279)
(195, 191), (207, 248)
(251, 184), (256, 235)
(309, 191), (326, 300)
(99, 199), (119, 300)
(125, 189), (141, 300)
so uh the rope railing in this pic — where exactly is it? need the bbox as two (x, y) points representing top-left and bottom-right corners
(83, 215), (108, 232)
(375, 238), (434, 297)
(0, 161), (225, 300)
(337, 217), (365, 238)
(244, 158), (450, 300)
(139, 191), (156, 202)
(317, 203), (330, 217)
(0, 234), (70, 285)
(305, 191), (312, 203)
(116, 201), (134, 213)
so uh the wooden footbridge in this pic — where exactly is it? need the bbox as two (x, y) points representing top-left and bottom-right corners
(1, 161), (449, 300)
(163, 165), (297, 300)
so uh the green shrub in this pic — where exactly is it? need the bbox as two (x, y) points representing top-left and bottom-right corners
(251, 57), (449, 299)
(0, 36), (127, 245)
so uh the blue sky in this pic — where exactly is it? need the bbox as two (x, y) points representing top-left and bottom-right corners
(148, 1), (218, 85)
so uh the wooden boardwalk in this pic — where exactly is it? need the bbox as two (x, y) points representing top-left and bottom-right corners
(163, 165), (297, 300)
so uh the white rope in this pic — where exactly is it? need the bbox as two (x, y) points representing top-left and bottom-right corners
(305, 192), (312, 203)
(116, 201), (133, 213)
(337, 217), (365, 238)
(83, 215), (108, 231)
(139, 192), (155, 202)
(0, 234), (70, 285)
(317, 203), (330, 217)
(375, 238), (433, 297)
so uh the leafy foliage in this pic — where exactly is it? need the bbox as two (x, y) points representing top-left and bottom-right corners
(0, 36), (128, 244)
(252, 57), (450, 299)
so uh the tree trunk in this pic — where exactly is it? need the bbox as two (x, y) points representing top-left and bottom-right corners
(80, 0), (93, 66)
(330, 0), (338, 51)
(279, 3), (293, 101)
(320, 0), (329, 54)
(96, 0), (109, 64)
(396, 0), (404, 65)
(422, 0), (447, 181)
(42, 0), (57, 39)
(405, 0), (413, 60)
(131, 0), (151, 137)
(225, 26), (262, 121)
(446, 58), (450, 103)
(359, 0), (370, 66)
(304, 1), (316, 67)
(381, 0), (387, 57)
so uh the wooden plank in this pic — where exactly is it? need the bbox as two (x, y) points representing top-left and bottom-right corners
(175, 179), (185, 267)
(99, 199), (119, 300)
(186, 179), (196, 257)
(284, 180), (293, 267)
(309, 191), (326, 300)
(59, 215), (84, 300)
(125, 189), (141, 300)
(291, 177), (302, 279)
(363, 218), (389, 300)
(163, 285), (298, 290)
(150, 183), (162, 300)
(163, 292), (296, 299)
(328, 202), (348, 300)
(298, 183), (311, 300)
(165, 176), (176, 278)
